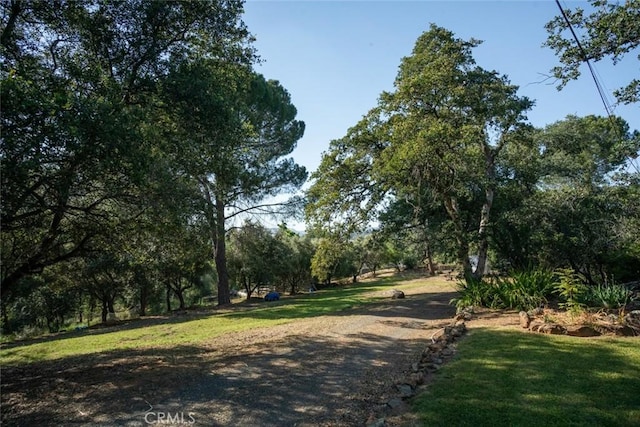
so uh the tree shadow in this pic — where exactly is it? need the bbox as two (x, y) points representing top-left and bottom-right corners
(2, 330), (434, 426)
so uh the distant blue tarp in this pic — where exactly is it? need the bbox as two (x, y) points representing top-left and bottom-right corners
(264, 291), (280, 302)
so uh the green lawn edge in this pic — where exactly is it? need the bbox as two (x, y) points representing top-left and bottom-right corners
(412, 328), (640, 426)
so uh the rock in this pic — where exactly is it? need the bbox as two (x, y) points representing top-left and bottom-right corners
(540, 323), (566, 335)
(529, 321), (544, 332)
(441, 347), (454, 357)
(387, 398), (405, 410)
(411, 362), (420, 373)
(527, 307), (544, 317)
(396, 383), (414, 398)
(366, 417), (386, 427)
(625, 310), (640, 328)
(566, 325), (601, 337)
(391, 289), (405, 299)
(455, 310), (473, 321)
(451, 325), (465, 337)
(410, 372), (425, 386)
(519, 311), (531, 328)
(615, 325), (637, 337)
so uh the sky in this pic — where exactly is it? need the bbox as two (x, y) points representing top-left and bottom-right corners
(242, 0), (639, 177)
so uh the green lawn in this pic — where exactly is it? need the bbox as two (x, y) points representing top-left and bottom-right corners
(413, 329), (640, 426)
(0, 274), (440, 365)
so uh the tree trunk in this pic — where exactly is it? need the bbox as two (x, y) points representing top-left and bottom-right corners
(443, 196), (472, 279)
(215, 194), (231, 306)
(166, 283), (172, 312)
(475, 187), (494, 278)
(107, 295), (116, 314)
(101, 299), (108, 323)
(176, 285), (186, 310)
(425, 240), (436, 275)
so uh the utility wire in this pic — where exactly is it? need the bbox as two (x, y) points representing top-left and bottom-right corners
(555, 0), (640, 175)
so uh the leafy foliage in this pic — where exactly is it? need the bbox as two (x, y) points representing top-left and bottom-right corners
(453, 269), (556, 311)
(545, 0), (640, 104)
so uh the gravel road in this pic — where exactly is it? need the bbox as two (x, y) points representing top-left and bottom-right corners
(1, 281), (458, 427)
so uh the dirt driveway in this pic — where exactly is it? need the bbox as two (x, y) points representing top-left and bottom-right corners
(2, 280), (461, 426)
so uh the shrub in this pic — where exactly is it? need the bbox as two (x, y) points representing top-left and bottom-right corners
(585, 282), (632, 310)
(452, 276), (489, 310)
(553, 268), (587, 314)
(451, 269), (555, 311)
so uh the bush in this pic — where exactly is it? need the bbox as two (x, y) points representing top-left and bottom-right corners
(553, 268), (587, 314)
(452, 276), (488, 309)
(584, 282), (632, 310)
(452, 269), (555, 311)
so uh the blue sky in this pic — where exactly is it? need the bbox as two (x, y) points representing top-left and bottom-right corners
(242, 0), (639, 176)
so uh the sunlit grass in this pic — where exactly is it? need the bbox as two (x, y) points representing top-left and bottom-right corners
(0, 273), (449, 365)
(413, 329), (640, 426)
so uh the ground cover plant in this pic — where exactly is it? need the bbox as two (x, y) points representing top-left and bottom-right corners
(413, 329), (640, 426)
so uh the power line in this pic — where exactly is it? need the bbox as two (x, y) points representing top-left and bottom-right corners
(555, 0), (640, 175)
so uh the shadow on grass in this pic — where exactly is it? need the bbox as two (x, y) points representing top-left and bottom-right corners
(1, 274), (453, 354)
(413, 329), (640, 426)
(2, 330), (426, 426)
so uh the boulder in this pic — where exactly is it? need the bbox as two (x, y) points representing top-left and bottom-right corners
(519, 311), (531, 328)
(396, 383), (414, 398)
(566, 325), (601, 337)
(529, 321), (544, 332)
(625, 310), (640, 328)
(540, 323), (566, 335)
(391, 289), (405, 299)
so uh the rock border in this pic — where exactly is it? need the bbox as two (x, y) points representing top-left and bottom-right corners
(365, 310), (470, 427)
(519, 309), (640, 337)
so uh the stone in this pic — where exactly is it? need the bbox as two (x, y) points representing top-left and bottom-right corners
(519, 311), (531, 328)
(391, 289), (405, 299)
(527, 307), (544, 317)
(529, 321), (544, 332)
(625, 310), (640, 327)
(366, 418), (386, 427)
(441, 347), (454, 357)
(615, 325), (637, 337)
(540, 323), (566, 335)
(451, 325), (465, 337)
(387, 398), (405, 410)
(411, 362), (420, 373)
(396, 383), (414, 398)
(410, 372), (425, 386)
(566, 325), (601, 337)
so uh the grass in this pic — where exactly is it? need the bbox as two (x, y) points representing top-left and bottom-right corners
(0, 273), (442, 365)
(413, 329), (640, 426)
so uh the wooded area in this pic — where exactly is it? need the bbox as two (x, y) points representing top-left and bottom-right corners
(1, 0), (639, 338)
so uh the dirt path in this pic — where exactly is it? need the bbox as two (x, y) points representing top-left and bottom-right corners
(2, 282), (460, 427)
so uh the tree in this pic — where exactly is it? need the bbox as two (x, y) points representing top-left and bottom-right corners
(545, 0), (640, 104)
(162, 61), (306, 306)
(0, 0), (254, 299)
(227, 221), (288, 300)
(306, 25), (532, 278)
(491, 115), (640, 281)
(274, 224), (314, 294)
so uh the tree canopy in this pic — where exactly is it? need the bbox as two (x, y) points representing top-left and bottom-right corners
(545, 0), (640, 104)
